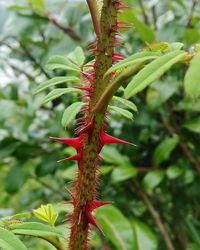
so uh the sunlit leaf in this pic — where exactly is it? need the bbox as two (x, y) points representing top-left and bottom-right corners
(153, 135), (179, 164)
(101, 146), (129, 165)
(46, 56), (80, 72)
(184, 53), (200, 99)
(108, 105), (133, 120)
(121, 10), (155, 43)
(33, 76), (80, 94)
(0, 227), (27, 250)
(61, 102), (83, 128)
(105, 51), (160, 76)
(68, 47), (85, 66)
(27, 0), (45, 13)
(111, 166), (138, 183)
(33, 204), (58, 226)
(9, 222), (63, 238)
(125, 50), (187, 99)
(95, 205), (134, 250)
(112, 96), (138, 112)
(142, 170), (165, 191)
(166, 165), (183, 180)
(132, 220), (158, 250)
(42, 88), (82, 104)
(183, 118), (200, 134)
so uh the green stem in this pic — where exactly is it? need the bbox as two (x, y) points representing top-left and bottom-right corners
(92, 63), (142, 113)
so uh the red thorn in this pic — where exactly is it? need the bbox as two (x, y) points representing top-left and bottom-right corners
(65, 191), (76, 206)
(101, 130), (135, 146)
(91, 201), (110, 210)
(81, 72), (94, 83)
(64, 201), (75, 206)
(82, 62), (96, 68)
(77, 117), (95, 135)
(116, 2), (128, 10)
(49, 136), (83, 150)
(112, 52), (125, 61)
(57, 153), (82, 163)
(98, 154), (103, 161)
(85, 209), (104, 235)
(74, 87), (93, 92)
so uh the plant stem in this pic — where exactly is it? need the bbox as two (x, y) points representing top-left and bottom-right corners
(161, 102), (200, 177)
(186, 0), (198, 28)
(133, 182), (175, 250)
(47, 17), (81, 41)
(138, 0), (149, 25)
(68, 1), (118, 249)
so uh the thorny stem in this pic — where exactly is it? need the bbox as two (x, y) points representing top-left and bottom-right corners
(68, 1), (118, 249)
(133, 182), (175, 250)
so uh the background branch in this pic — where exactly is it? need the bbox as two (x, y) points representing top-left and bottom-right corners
(138, 0), (149, 25)
(132, 182), (175, 250)
(161, 102), (200, 177)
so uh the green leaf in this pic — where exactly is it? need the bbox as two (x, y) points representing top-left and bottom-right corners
(112, 96), (138, 112)
(169, 42), (184, 50)
(101, 146), (129, 165)
(8, 5), (30, 11)
(153, 135), (179, 164)
(5, 166), (26, 194)
(187, 244), (200, 250)
(186, 218), (200, 246)
(142, 170), (165, 191)
(125, 50), (187, 99)
(9, 222), (63, 238)
(174, 0), (186, 10)
(33, 76), (80, 94)
(146, 79), (179, 110)
(46, 56), (80, 72)
(122, 11), (155, 43)
(132, 220), (158, 250)
(27, 0), (45, 12)
(68, 47), (85, 66)
(111, 166), (138, 183)
(184, 29), (200, 45)
(183, 118), (200, 134)
(0, 227), (27, 250)
(42, 88), (82, 104)
(33, 204), (58, 226)
(95, 205), (134, 250)
(11, 213), (32, 220)
(105, 51), (160, 76)
(184, 53), (200, 99)
(166, 165), (183, 180)
(108, 105), (133, 120)
(61, 102), (83, 128)
(183, 169), (195, 184)
(144, 42), (170, 52)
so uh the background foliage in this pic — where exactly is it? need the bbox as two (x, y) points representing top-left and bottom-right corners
(0, 0), (200, 249)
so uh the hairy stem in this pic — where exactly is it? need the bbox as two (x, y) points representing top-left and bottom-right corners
(68, 1), (118, 249)
(92, 63), (142, 113)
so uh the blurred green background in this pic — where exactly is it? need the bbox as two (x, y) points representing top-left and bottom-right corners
(0, 0), (200, 249)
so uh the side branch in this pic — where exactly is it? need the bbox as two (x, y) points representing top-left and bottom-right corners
(86, 0), (101, 37)
(92, 63), (142, 113)
(48, 17), (81, 41)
